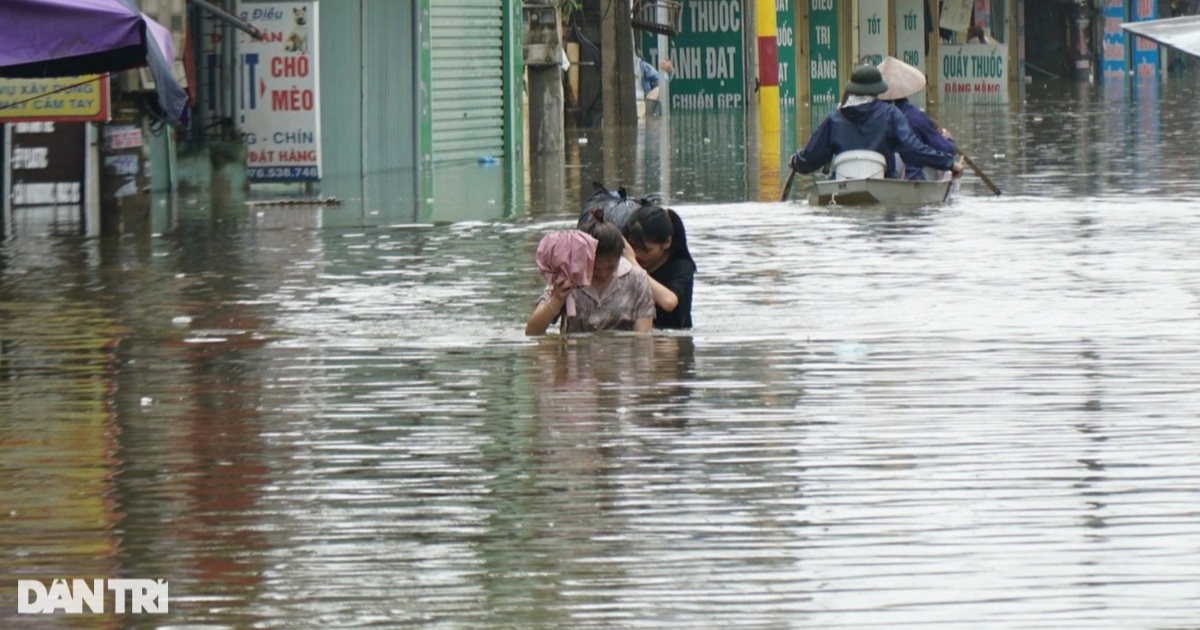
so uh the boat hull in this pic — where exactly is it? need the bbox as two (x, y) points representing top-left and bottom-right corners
(804, 177), (954, 206)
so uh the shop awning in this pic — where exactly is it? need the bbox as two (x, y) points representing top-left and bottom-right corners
(0, 0), (189, 127)
(1122, 15), (1200, 59)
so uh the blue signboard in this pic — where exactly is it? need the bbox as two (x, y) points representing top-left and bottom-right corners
(1132, 0), (1159, 79)
(1101, 0), (1127, 81)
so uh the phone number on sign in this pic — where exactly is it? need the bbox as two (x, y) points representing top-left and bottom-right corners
(249, 166), (319, 181)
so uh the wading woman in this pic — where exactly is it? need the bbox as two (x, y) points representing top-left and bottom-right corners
(526, 209), (656, 335)
(622, 205), (695, 330)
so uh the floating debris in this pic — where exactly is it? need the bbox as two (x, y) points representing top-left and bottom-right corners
(245, 196), (342, 208)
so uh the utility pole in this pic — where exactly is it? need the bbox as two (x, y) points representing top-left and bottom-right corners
(525, 2), (565, 153)
(601, 0), (637, 128)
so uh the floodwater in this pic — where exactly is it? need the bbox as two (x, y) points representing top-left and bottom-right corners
(3, 78), (1200, 628)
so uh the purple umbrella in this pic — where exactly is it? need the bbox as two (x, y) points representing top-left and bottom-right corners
(0, 0), (189, 127)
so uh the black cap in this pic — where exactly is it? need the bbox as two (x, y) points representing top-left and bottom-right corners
(845, 65), (888, 96)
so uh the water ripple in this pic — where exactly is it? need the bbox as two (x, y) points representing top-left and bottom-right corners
(3, 87), (1200, 629)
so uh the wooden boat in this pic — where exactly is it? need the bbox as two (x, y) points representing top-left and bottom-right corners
(804, 176), (955, 206)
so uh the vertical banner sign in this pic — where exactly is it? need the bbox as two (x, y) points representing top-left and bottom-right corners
(858, 0), (888, 67)
(9, 122), (86, 219)
(1101, 0), (1128, 82)
(895, 0), (926, 104)
(1132, 0), (1159, 79)
(940, 0), (973, 32)
(237, 0), (322, 181)
(776, 0), (797, 108)
(808, 0), (839, 124)
(0, 76), (110, 123)
(939, 43), (1008, 101)
(894, 0), (925, 67)
(665, 1), (745, 110)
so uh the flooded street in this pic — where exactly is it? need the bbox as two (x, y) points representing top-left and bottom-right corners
(4, 80), (1200, 628)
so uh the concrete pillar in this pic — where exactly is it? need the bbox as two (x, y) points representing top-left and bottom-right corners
(527, 0), (565, 153)
(1, 125), (10, 238)
(85, 122), (100, 237)
(754, 0), (782, 201)
(528, 153), (566, 215)
(929, 0), (940, 103)
(601, 0), (637, 128)
(529, 67), (565, 153)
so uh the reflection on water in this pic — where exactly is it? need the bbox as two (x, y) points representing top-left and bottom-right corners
(3, 80), (1200, 628)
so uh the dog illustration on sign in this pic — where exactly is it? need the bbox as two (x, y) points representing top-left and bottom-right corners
(284, 5), (308, 53)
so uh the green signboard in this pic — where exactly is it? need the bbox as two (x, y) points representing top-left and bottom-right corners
(808, 0), (840, 120)
(777, 0), (797, 108)
(644, 0), (746, 110)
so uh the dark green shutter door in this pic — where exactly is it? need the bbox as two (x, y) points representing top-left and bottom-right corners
(431, 0), (505, 163)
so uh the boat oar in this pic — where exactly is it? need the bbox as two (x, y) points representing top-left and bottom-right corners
(942, 170), (958, 204)
(957, 149), (1001, 196)
(928, 115), (1001, 196)
(780, 168), (797, 202)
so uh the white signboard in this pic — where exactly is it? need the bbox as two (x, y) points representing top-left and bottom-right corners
(858, 0), (889, 67)
(895, 0), (926, 106)
(939, 43), (1008, 102)
(237, 0), (321, 181)
(939, 0), (973, 33)
(895, 0), (925, 70)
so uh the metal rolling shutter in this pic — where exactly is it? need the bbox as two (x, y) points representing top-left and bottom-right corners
(430, 0), (505, 163)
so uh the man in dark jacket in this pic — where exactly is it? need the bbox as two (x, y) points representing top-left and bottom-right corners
(789, 65), (962, 180)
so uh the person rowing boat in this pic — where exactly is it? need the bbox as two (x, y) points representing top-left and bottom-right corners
(788, 65), (963, 181)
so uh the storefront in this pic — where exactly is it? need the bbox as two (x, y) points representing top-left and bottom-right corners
(219, 1), (524, 223)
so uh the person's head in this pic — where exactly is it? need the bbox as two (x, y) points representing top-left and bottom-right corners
(583, 208), (626, 283)
(877, 56), (926, 102)
(844, 64), (888, 96)
(623, 205), (691, 271)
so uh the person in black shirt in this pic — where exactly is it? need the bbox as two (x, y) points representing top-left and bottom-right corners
(622, 205), (695, 329)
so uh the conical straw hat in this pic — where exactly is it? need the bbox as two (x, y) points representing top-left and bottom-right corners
(877, 56), (926, 101)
